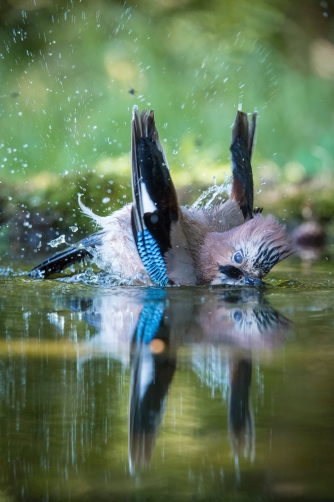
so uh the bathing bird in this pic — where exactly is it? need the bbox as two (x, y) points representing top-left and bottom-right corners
(29, 107), (293, 285)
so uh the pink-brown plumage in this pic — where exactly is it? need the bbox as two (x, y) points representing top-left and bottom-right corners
(30, 107), (294, 285)
(198, 214), (294, 285)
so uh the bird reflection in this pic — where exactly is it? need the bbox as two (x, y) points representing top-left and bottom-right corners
(62, 288), (291, 472)
(129, 303), (176, 471)
(197, 289), (290, 349)
(228, 356), (254, 462)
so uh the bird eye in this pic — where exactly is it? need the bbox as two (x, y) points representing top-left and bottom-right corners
(233, 251), (243, 264)
(233, 309), (243, 322)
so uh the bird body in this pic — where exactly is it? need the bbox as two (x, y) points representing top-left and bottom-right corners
(77, 202), (142, 278)
(30, 107), (293, 285)
(70, 195), (245, 285)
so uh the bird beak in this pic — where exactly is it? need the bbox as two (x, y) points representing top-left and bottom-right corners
(244, 274), (264, 287)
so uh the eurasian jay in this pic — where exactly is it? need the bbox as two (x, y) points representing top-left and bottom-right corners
(30, 107), (293, 285)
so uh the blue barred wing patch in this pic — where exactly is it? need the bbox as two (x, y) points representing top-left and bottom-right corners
(137, 229), (169, 286)
(135, 303), (165, 344)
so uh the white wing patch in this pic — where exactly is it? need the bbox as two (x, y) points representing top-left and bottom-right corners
(139, 345), (155, 400)
(140, 182), (156, 213)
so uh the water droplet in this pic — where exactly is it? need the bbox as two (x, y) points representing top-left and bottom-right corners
(48, 235), (66, 248)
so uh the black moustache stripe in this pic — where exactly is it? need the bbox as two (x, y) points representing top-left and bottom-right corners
(218, 265), (243, 280)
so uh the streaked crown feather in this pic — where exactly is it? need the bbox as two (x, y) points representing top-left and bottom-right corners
(226, 214), (294, 276)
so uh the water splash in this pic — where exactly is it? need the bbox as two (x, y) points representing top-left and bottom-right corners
(57, 268), (153, 287)
(0, 266), (15, 276)
(191, 177), (232, 210)
(48, 235), (66, 248)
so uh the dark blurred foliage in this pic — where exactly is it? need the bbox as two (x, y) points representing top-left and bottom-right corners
(0, 168), (132, 260)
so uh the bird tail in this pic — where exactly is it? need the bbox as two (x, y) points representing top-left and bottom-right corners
(230, 111), (257, 220)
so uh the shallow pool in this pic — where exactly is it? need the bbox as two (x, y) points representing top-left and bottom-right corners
(0, 264), (333, 501)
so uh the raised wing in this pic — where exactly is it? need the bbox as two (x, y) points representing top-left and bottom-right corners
(230, 111), (257, 220)
(131, 107), (188, 286)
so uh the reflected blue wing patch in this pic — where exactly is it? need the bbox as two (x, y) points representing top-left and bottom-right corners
(135, 303), (165, 344)
(137, 229), (169, 286)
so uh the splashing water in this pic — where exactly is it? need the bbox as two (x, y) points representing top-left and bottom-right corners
(48, 235), (66, 248)
(191, 176), (232, 210)
(57, 268), (153, 287)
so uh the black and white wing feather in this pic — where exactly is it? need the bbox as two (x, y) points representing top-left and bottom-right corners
(29, 231), (104, 278)
(129, 300), (176, 471)
(131, 107), (179, 286)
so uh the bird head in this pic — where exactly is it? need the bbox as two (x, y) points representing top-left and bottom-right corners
(200, 214), (294, 286)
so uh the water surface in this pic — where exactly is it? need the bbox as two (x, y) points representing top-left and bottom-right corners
(0, 265), (334, 501)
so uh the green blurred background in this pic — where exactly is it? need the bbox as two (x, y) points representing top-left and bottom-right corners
(0, 0), (333, 261)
